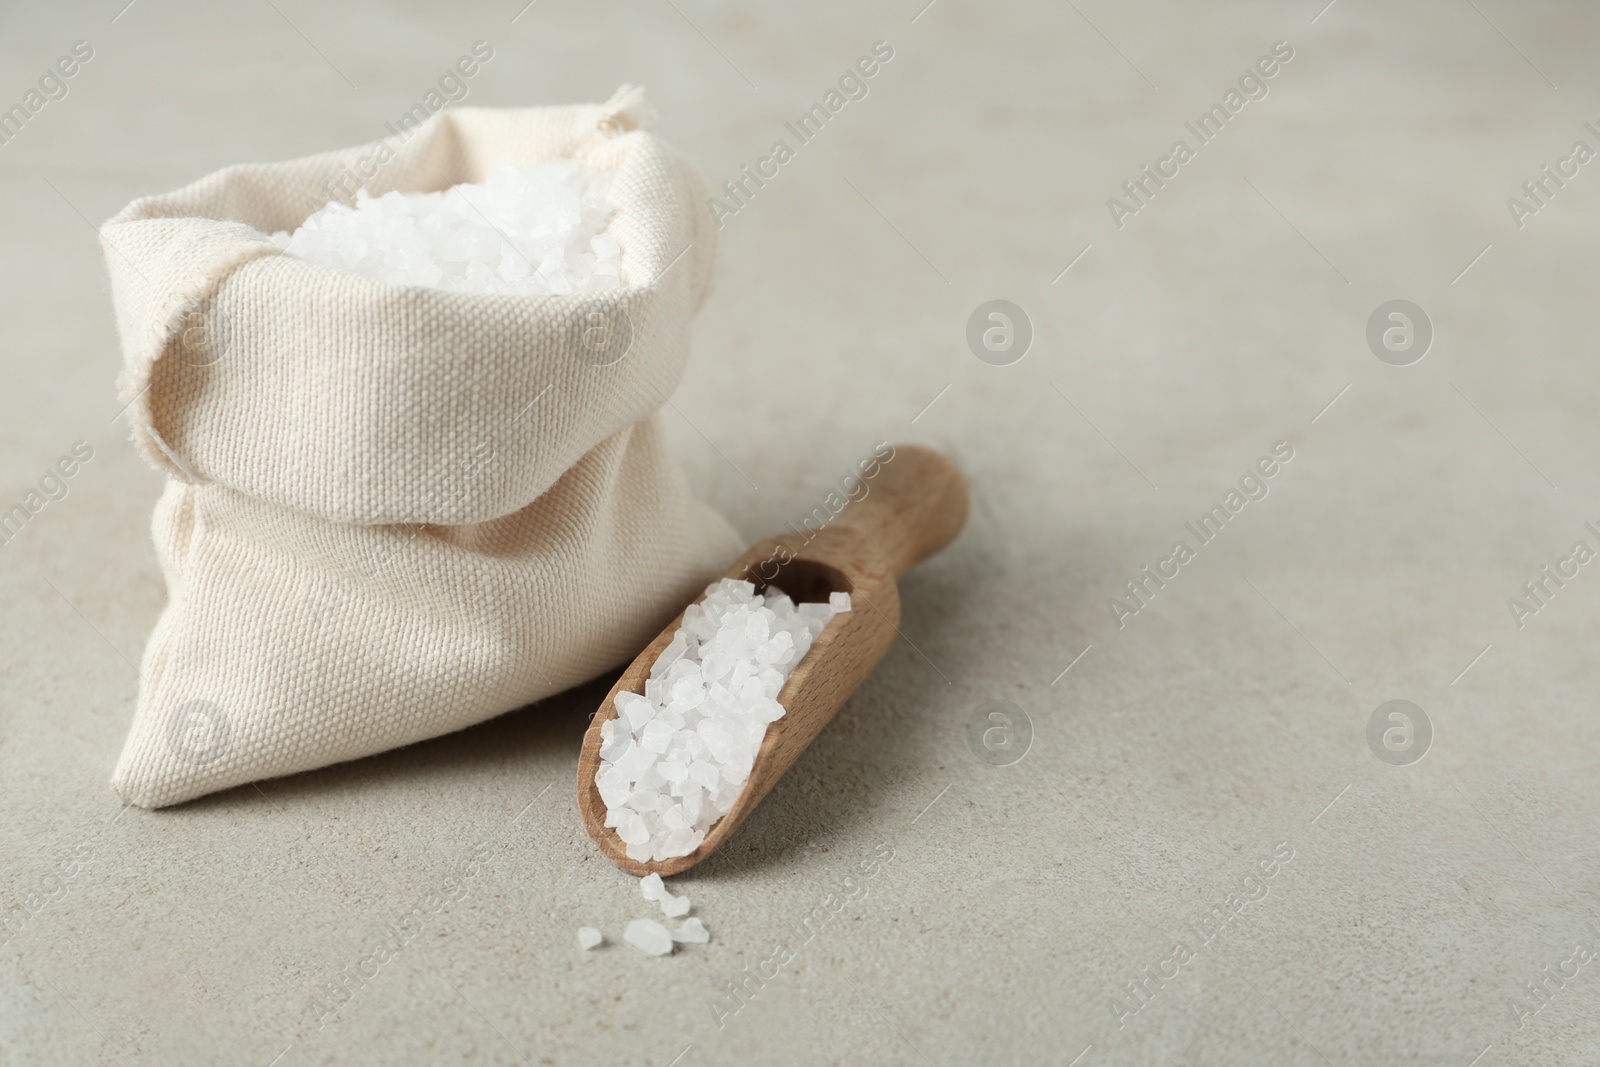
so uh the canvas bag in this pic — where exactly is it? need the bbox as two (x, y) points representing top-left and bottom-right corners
(100, 87), (742, 809)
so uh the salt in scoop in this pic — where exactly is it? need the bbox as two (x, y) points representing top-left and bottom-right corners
(577, 444), (968, 876)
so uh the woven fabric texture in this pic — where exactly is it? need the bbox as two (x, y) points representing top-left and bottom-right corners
(100, 88), (741, 808)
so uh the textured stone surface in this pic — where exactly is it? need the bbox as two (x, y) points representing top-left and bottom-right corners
(3, 1), (1599, 1063)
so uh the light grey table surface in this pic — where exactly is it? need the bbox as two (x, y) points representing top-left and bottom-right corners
(3, 1), (1599, 1064)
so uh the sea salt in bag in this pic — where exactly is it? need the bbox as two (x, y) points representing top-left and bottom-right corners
(99, 88), (741, 808)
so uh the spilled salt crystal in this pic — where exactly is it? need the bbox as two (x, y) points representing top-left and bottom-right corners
(624, 918), (674, 957)
(671, 917), (711, 944)
(576, 926), (603, 950)
(640, 873), (691, 918)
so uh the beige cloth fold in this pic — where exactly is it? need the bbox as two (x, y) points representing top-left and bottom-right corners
(100, 88), (741, 808)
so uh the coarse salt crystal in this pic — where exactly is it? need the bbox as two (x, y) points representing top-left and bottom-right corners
(624, 918), (674, 957)
(617, 812), (649, 845)
(615, 692), (654, 732)
(639, 873), (692, 918)
(576, 926), (603, 950)
(671, 917), (711, 944)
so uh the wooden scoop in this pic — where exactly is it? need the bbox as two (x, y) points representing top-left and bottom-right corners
(576, 444), (969, 876)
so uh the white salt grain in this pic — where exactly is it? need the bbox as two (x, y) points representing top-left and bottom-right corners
(639, 873), (692, 918)
(671, 917), (711, 944)
(624, 918), (674, 957)
(599, 579), (850, 862)
(576, 926), (603, 950)
(268, 159), (621, 296)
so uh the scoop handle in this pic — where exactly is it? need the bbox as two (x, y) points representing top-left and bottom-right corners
(824, 444), (969, 578)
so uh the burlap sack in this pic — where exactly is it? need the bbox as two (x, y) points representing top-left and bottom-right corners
(99, 87), (742, 809)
